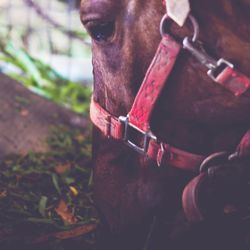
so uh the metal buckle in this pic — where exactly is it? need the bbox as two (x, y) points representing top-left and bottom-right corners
(183, 37), (234, 81)
(119, 115), (157, 155)
(207, 58), (234, 81)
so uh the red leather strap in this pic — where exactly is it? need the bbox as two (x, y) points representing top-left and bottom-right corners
(90, 98), (206, 172)
(216, 66), (250, 97)
(128, 35), (181, 131)
(148, 141), (205, 171)
(90, 33), (206, 172)
(90, 97), (123, 140)
(89, 16), (250, 173)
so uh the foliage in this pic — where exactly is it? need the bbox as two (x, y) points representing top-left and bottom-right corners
(0, 41), (91, 114)
(0, 125), (97, 249)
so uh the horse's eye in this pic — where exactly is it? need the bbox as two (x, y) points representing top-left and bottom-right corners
(86, 21), (115, 42)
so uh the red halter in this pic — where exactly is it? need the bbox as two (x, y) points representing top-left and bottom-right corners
(90, 15), (250, 168)
(90, 4), (250, 222)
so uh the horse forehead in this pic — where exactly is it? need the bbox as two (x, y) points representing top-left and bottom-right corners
(80, 0), (118, 14)
(80, 0), (141, 14)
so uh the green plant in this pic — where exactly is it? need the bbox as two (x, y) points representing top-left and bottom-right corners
(0, 41), (91, 114)
(0, 125), (97, 247)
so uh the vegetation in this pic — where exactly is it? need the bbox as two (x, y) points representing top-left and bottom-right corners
(0, 41), (91, 114)
(0, 125), (98, 249)
(0, 1), (95, 248)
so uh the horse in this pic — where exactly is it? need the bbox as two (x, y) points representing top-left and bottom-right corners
(80, 0), (250, 249)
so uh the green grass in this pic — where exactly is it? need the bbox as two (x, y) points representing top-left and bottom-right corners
(0, 125), (98, 249)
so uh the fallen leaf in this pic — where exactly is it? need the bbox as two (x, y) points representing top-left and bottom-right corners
(20, 109), (29, 116)
(32, 223), (97, 243)
(0, 190), (7, 199)
(75, 134), (85, 143)
(55, 200), (77, 224)
(55, 223), (97, 239)
(54, 163), (71, 174)
(51, 173), (61, 195)
(69, 186), (79, 196)
(39, 196), (48, 217)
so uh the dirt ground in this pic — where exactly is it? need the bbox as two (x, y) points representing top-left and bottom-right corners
(0, 73), (88, 158)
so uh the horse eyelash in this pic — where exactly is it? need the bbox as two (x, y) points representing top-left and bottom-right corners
(86, 21), (115, 43)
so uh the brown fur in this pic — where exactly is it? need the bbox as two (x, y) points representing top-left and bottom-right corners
(80, 1), (250, 249)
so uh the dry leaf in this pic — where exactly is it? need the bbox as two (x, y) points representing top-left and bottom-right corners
(55, 200), (77, 224)
(20, 109), (29, 117)
(0, 190), (7, 199)
(69, 186), (79, 196)
(75, 134), (85, 143)
(32, 224), (97, 243)
(55, 223), (97, 239)
(54, 163), (71, 174)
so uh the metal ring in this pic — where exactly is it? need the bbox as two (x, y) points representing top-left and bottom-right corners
(160, 14), (169, 38)
(188, 15), (199, 42)
(160, 14), (199, 42)
(199, 151), (228, 173)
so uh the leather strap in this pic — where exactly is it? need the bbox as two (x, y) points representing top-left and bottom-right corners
(90, 12), (250, 173)
(90, 97), (205, 172)
(90, 5), (250, 222)
(182, 172), (206, 222)
(216, 66), (250, 97)
(90, 98), (123, 140)
(90, 32), (206, 172)
(128, 35), (181, 131)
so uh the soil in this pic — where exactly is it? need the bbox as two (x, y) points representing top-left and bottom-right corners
(0, 73), (89, 158)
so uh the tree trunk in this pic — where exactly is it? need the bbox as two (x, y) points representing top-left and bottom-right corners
(0, 73), (89, 159)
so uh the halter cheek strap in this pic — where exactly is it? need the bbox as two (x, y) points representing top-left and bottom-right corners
(128, 34), (180, 132)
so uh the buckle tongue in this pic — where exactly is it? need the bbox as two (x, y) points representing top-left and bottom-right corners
(119, 116), (157, 155)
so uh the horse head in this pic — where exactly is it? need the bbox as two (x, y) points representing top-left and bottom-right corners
(80, 0), (250, 249)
